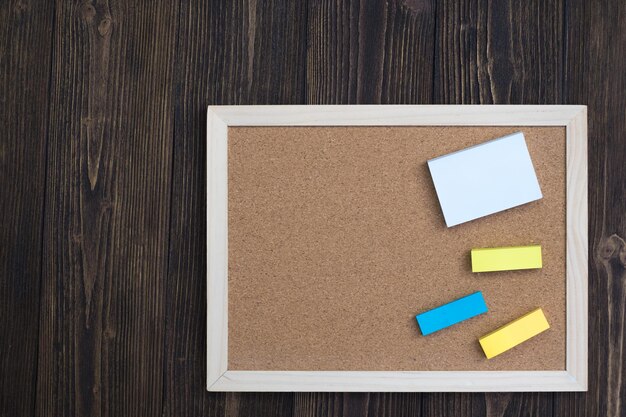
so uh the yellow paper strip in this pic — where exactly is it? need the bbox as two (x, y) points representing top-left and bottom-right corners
(471, 245), (542, 273)
(479, 308), (550, 359)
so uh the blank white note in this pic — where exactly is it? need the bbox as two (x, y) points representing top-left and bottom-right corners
(427, 132), (543, 227)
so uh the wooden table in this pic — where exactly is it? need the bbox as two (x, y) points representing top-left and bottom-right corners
(1, 0), (624, 416)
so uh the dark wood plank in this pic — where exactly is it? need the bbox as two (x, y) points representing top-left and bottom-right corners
(424, 393), (553, 417)
(163, 0), (307, 415)
(554, 0), (626, 416)
(293, 393), (421, 417)
(434, 0), (563, 104)
(421, 394), (472, 416)
(428, 0), (564, 415)
(294, 394), (368, 417)
(306, 0), (436, 104)
(225, 392), (293, 417)
(471, 393), (553, 417)
(0, 1), (54, 416)
(35, 1), (178, 416)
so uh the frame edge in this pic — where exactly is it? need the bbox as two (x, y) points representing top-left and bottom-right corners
(206, 107), (229, 390)
(206, 105), (589, 392)
(565, 106), (589, 391)
(208, 370), (586, 392)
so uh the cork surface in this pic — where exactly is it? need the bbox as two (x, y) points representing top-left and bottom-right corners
(227, 126), (566, 371)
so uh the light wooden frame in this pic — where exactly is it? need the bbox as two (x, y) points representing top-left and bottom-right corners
(207, 105), (588, 392)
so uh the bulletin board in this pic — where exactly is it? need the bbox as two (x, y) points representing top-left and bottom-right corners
(206, 105), (588, 392)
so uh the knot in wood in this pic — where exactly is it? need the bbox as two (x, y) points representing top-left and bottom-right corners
(14, 1), (28, 14)
(80, 2), (96, 22)
(598, 234), (626, 266)
(98, 17), (112, 37)
(400, 0), (432, 14)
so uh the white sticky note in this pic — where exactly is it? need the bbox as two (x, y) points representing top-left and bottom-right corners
(427, 132), (542, 227)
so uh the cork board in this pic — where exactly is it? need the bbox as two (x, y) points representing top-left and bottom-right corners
(207, 105), (587, 392)
(227, 126), (566, 372)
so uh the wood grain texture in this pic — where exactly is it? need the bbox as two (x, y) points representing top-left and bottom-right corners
(0, 1), (54, 416)
(307, 0), (436, 104)
(421, 393), (472, 416)
(471, 393), (553, 417)
(164, 0), (307, 415)
(294, 393), (422, 417)
(224, 392), (294, 417)
(0, 0), (623, 413)
(421, 392), (554, 417)
(434, 0), (563, 104)
(554, 0), (626, 416)
(35, 1), (177, 416)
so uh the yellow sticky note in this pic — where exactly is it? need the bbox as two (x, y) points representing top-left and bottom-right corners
(471, 245), (542, 272)
(479, 308), (550, 359)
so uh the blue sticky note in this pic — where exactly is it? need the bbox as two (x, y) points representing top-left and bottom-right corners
(415, 291), (488, 336)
